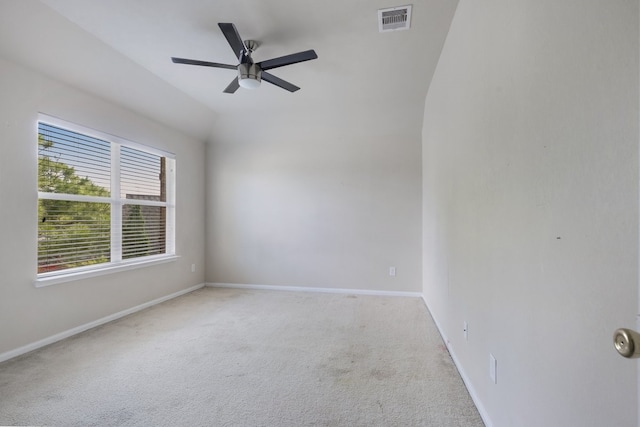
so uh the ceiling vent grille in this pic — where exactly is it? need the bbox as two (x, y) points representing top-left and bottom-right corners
(378, 5), (412, 32)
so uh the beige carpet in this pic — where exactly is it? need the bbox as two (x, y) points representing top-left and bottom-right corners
(0, 287), (484, 426)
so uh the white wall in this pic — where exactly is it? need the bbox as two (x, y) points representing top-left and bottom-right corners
(0, 56), (206, 356)
(422, 1), (639, 426)
(206, 103), (423, 292)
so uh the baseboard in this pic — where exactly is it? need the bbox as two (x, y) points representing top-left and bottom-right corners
(420, 296), (494, 427)
(206, 282), (422, 298)
(0, 283), (205, 364)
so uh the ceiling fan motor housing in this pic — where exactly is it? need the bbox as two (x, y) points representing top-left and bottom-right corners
(238, 63), (261, 89)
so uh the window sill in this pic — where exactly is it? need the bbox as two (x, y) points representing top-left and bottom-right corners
(34, 255), (180, 288)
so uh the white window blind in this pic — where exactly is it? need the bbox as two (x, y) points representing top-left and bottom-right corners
(121, 146), (168, 259)
(37, 115), (175, 277)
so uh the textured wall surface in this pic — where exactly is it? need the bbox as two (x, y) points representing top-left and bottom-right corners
(206, 106), (423, 292)
(422, 1), (639, 426)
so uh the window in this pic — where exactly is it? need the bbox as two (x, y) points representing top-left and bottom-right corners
(37, 114), (175, 283)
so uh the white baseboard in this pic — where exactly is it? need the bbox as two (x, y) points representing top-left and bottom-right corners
(0, 283), (205, 364)
(421, 296), (494, 427)
(207, 282), (422, 298)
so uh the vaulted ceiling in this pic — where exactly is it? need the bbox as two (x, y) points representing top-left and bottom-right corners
(0, 0), (458, 142)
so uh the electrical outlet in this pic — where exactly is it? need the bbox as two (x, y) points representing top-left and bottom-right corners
(463, 321), (468, 341)
(389, 267), (396, 277)
(489, 354), (497, 384)
(191, 263), (196, 273)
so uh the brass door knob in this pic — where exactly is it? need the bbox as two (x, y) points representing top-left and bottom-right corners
(613, 328), (640, 358)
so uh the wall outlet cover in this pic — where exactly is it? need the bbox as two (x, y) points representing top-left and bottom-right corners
(489, 353), (497, 384)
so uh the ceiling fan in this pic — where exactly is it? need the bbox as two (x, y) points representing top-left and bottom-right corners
(171, 23), (318, 94)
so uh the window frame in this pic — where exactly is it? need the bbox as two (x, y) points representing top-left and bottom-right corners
(35, 113), (177, 287)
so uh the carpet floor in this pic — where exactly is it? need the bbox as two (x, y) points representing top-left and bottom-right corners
(0, 287), (484, 426)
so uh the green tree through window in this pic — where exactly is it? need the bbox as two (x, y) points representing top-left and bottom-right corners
(38, 134), (111, 273)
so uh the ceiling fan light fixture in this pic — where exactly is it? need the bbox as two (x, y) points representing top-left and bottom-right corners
(238, 63), (262, 89)
(238, 76), (261, 89)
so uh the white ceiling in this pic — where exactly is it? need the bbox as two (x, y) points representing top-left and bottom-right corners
(0, 0), (459, 142)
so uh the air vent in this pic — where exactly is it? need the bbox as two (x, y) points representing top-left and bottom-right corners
(378, 5), (412, 32)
